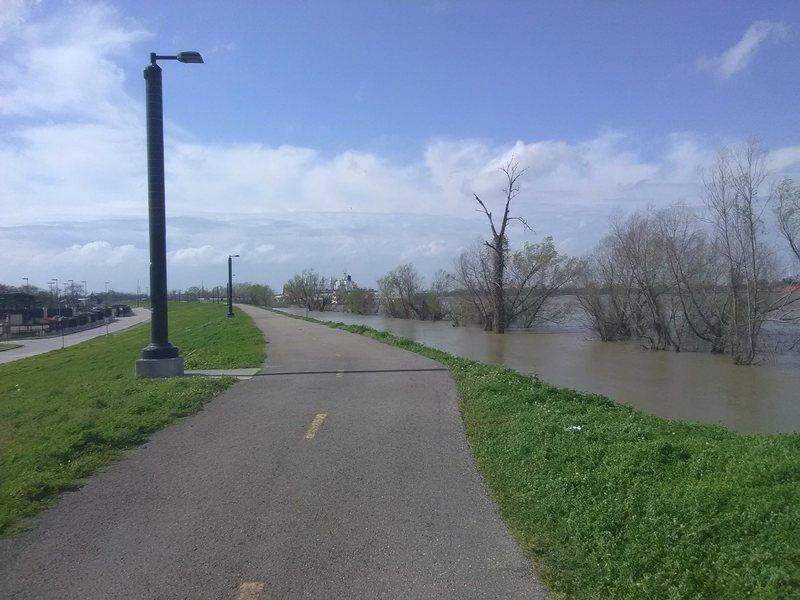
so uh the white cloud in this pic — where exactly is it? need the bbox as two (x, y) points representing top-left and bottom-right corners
(698, 21), (790, 79)
(0, 2), (148, 120)
(60, 240), (142, 266)
(767, 146), (800, 173)
(400, 240), (448, 261)
(2, 3), (798, 293)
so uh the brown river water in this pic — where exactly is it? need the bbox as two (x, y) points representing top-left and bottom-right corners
(279, 308), (800, 434)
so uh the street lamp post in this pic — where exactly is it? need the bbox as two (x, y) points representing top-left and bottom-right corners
(105, 281), (110, 335)
(228, 254), (240, 317)
(135, 51), (203, 378)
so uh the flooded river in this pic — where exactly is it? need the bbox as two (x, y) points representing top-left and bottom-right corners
(279, 308), (800, 434)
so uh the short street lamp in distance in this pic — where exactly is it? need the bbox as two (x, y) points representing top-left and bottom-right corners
(105, 281), (110, 335)
(228, 254), (240, 318)
(135, 50), (203, 378)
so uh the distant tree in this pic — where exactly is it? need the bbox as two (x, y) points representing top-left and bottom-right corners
(377, 265), (448, 320)
(577, 141), (799, 364)
(342, 288), (377, 315)
(378, 264), (423, 319)
(703, 140), (778, 364)
(451, 241), (494, 329)
(576, 235), (636, 342)
(422, 269), (451, 321)
(506, 237), (580, 328)
(452, 237), (576, 329)
(473, 158), (530, 333)
(234, 282), (275, 307)
(283, 270), (332, 311)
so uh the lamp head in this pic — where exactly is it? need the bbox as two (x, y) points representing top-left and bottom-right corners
(176, 51), (204, 64)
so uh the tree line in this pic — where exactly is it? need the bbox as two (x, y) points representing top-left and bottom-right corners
(281, 141), (799, 365)
(578, 141), (799, 364)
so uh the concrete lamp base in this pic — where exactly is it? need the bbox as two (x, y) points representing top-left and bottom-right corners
(135, 356), (185, 378)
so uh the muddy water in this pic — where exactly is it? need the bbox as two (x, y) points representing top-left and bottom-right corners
(280, 308), (800, 434)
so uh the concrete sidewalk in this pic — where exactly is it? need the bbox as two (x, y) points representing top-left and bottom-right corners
(0, 306), (547, 599)
(0, 308), (151, 365)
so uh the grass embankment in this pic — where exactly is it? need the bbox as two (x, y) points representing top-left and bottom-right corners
(0, 343), (21, 351)
(0, 303), (264, 535)
(322, 320), (799, 599)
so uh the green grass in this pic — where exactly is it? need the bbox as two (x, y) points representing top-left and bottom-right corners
(0, 343), (21, 351)
(318, 319), (800, 599)
(0, 303), (264, 535)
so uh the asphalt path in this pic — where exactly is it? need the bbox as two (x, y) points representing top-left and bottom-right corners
(0, 306), (547, 598)
(0, 308), (151, 365)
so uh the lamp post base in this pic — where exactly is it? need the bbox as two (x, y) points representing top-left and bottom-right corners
(135, 356), (184, 378)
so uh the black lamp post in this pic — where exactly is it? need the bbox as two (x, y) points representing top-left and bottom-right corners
(227, 254), (239, 317)
(104, 281), (110, 335)
(136, 51), (203, 377)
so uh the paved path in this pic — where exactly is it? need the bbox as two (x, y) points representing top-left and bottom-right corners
(0, 307), (547, 598)
(0, 309), (151, 365)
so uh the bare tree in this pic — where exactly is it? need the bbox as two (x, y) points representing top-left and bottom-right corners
(702, 140), (778, 363)
(577, 232), (640, 342)
(378, 264), (422, 319)
(451, 241), (494, 329)
(452, 237), (577, 330)
(776, 178), (800, 266)
(656, 205), (729, 352)
(473, 159), (530, 333)
(378, 265), (449, 321)
(579, 207), (727, 351)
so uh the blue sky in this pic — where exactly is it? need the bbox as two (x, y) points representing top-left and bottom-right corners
(1, 1), (799, 293)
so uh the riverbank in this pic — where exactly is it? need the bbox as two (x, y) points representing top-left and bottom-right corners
(0, 303), (264, 535)
(319, 319), (799, 599)
(276, 308), (800, 434)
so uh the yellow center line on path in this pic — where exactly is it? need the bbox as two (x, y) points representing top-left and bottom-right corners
(237, 581), (266, 600)
(304, 413), (328, 439)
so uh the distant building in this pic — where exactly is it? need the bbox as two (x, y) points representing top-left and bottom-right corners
(331, 273), (357, 305)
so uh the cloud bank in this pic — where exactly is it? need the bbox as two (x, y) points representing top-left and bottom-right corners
(2, 4), (799, 293)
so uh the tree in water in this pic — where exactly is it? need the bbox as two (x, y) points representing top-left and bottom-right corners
(473, 159), (530, 333)
(283, 270), (332, 312)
